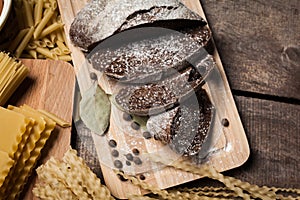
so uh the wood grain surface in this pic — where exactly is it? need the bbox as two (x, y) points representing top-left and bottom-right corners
(7, 59), (75, 200)
(227, 96), (300, 188)
(201, 0), (300, 100)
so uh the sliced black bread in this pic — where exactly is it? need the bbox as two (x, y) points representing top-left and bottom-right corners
(147, 88), (214, 156)
(114, 54), (214, 116)
(88, 26), (211, 83)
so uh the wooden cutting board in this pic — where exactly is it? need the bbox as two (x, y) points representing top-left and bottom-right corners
(57, 0), (250, 199)
(7, 59), (75, 200)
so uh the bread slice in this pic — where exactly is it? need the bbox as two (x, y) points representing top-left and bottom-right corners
(69, 0), (207, 51)
(114, 54), (214, 116)
(147, 88), (214, 156)
(89, 26), (211, 83)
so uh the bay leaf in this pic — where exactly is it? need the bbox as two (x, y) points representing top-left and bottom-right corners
(79, 83), (111, 135)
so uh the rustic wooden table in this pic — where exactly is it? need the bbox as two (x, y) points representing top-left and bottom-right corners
(71, 0), (300, 191)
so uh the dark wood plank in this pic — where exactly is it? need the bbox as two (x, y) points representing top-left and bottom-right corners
(227, 95), (300, 188)
(201, 0), (300, 100)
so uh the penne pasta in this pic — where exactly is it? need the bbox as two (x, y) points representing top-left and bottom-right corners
(58, 55), (72, 62)
(33, 8), (55, 39)
(36, 47), (57, 60)
(49, 0), (57, 10)
(9, 0), (72, 62)
(27, 42), (38, 50)
(42, 37), (54, 48)
(27, 50), (37, 59)
(33, 40), (46, 48)
(28, 0), (35, 5)
(24, 0), (34, 27)
(50, 47), (62, 55)
(8, 28), (30, 53)
(55, 29), (64, 42)
(43, 2), (51, 9)
(15, 26), (35, 58)
(34, 0), (43, 26)
(50, 10), (58, 24)
(37, 54), (46, 59)
(49, 32), (57, 43)
(56, 40), (70, 54)
(61, 29), (69, 48)
(42, 7), (48, 17)
(39, 22), (63, 39)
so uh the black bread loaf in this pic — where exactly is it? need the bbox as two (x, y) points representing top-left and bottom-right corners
(69, 0), (207, 51)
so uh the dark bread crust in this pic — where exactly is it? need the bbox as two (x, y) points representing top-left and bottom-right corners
(147, 88), (214, 156)
(89, 25), (211, 83)
(69, 0), (206, 51)
(114, 54), (214, 116)
(147, 107), (179, 143)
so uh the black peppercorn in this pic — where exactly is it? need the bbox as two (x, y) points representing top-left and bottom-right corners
(125, 153), (133, 161)
(111, 150), (119, 157)
(108, 139), (117, 148)
(139, 174), (146, 180)
(126, 161), (131, 166)
(90, 72), (97, 80)
(222, 118), (230, 127)
(114, 160), (123, 169)
(131, 122), (140, 130)
(133, 157), (142, 165)
(132, 148), (140, 155)
(123, 113), (133, 121)
(143, 131), (152, 139)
